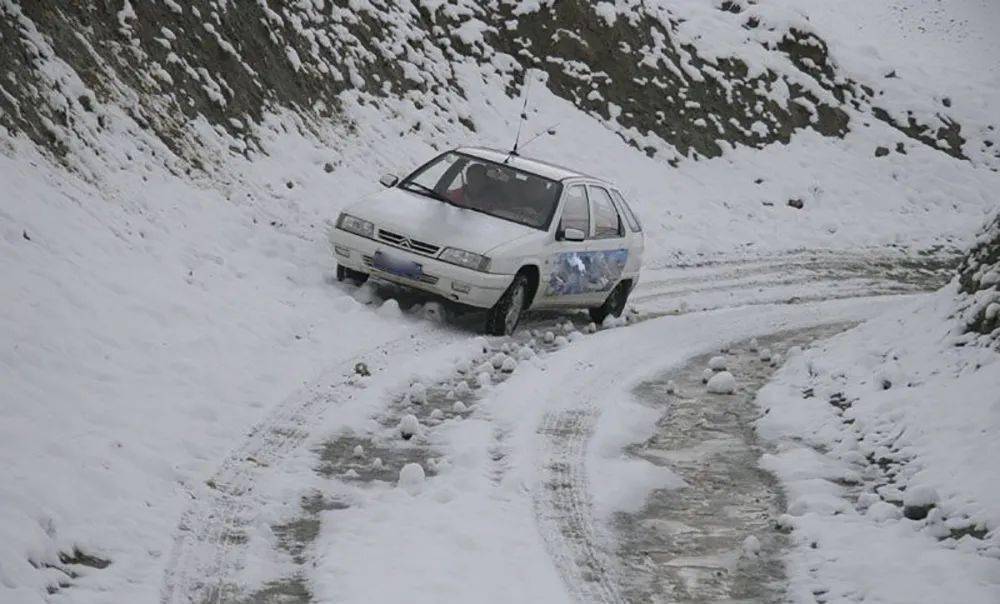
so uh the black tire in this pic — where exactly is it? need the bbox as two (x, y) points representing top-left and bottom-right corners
(589, 281), (630, 325)
(485, 273), (529, 336)
(337, 264), (369, 285)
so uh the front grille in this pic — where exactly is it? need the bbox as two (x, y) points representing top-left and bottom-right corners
(362, 255), (439, 285)
(377, 229), (441, 257)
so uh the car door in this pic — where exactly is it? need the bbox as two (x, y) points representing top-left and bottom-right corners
(579, 185), (631, 306)
(609, 188), (643, 278)
(538, 183), (595, 308)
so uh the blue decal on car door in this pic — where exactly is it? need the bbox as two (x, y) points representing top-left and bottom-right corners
(545, 249), (629, 296)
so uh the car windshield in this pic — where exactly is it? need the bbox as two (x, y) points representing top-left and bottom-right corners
(399, 151), (563, 230)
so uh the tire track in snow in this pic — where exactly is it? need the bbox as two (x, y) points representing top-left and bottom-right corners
(536, 406), (627, 604)
(158, 326), (459, 604)
(531, 254), (950, 603)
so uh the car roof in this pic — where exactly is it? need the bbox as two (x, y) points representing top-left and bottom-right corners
(455, 146), (614, 185)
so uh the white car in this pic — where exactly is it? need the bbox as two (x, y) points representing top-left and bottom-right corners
(330, 147), (644, 335)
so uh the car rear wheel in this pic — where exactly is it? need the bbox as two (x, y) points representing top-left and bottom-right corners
(336, 264), (369, 285)
(589, 281), (630, 325)
(485, 273), (528, 336)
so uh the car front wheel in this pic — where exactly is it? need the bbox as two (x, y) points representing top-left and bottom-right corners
(336, 264), (369, 285)
(485, 273), (528, 336)
(589, 281), (630, 325)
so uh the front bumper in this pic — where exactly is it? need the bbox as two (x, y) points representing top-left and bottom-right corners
(330, 228), (513, 309)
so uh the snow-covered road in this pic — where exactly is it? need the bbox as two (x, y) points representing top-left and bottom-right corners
(153, 252), (950, 603)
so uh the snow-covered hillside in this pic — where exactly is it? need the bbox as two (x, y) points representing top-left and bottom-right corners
(1, 0), (998, 601)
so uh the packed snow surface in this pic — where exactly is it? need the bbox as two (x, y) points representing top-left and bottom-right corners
(0, 0), (998, 601)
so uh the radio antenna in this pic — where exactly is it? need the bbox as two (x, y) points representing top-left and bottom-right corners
(506, 73), (533, 163)
(516, 122), (559, 155)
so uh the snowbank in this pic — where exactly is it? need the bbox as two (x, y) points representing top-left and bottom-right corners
(755, 216), (1000, 602)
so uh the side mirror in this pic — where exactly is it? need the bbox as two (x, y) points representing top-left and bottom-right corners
(379, 173), (399, 188)
(561, 227), (585, 242)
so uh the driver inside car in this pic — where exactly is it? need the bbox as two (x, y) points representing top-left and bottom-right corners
(446, 163), (496, 209)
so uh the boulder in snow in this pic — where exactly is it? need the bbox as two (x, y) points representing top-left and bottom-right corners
(903, 486), (939, 520)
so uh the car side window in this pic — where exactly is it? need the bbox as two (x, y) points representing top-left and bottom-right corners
(610, 189), (642, 233)
(589, 186), (623, 239)
(559, 185), (590, 238)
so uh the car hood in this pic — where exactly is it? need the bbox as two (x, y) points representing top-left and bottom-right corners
(346, 186), (539, 255)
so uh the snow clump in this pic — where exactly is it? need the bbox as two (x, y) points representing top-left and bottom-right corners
(742, 535), (761, 557)
(408, 381), (427, 404)
(476, 371), (492, 388)
(707, 371), (737, 394)
(701, 368), (715, 384)
(455, 359), (471, 375)
(352, 444), (365, 458)
(398, 462), (425, 495)
(501, 357), (517, 372)
(452, 400), (468, 413)
(708, 355), (727, 371)
(377, 298), (402, 318)
(584, 322), (597, 334)
(491, 352), (507, 369)
(759, 348), (772, 362)
(429, 408), (444, 420)
(543, 331), (555, 343)
(422, 302), (445, 323)
(398, 414), (420, 440)
(749, 337), (760, 352)
(455, 381), (473, 398)
(666, 380), (677, 394)
(867, 500), (903, 522)
(554, 335), (569, 347)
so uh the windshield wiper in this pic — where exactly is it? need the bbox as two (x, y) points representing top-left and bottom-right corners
(400, 181), (455, 206)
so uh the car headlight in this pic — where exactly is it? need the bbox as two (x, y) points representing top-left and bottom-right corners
(336, 213), (374, 239)
(439, 247), (490, 272)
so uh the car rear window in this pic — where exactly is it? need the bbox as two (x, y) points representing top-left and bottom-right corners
(610, 189), (642, 233)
